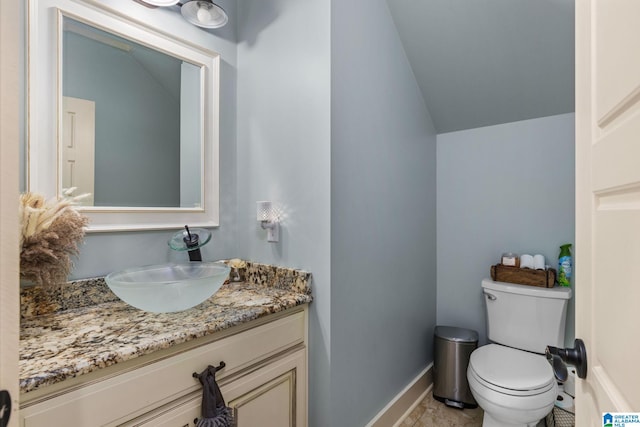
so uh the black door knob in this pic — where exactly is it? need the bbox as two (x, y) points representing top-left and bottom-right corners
(0, 390), (11, 427)
(546, 338), (588, 380)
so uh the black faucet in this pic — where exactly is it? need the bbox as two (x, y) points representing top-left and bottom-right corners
(183, 225), (202, 262)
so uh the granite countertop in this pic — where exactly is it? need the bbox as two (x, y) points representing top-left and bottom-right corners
(19, 262), (312, 394)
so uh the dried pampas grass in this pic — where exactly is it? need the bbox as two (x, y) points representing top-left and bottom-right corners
(19, 189), (90, 286)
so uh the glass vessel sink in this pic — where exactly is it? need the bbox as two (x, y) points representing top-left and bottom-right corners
(105, 262), (230, 313)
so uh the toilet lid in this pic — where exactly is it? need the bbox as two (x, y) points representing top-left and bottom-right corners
(469, 344), (554, 392)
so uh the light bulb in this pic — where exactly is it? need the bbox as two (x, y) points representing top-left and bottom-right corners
(196, 6), (212, 24)
(181, 0), (228, 28)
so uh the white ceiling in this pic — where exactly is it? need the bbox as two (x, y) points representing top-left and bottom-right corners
(385, 0), (575, 133)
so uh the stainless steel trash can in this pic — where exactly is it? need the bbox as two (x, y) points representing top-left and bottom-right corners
(433, 325), (478, 409)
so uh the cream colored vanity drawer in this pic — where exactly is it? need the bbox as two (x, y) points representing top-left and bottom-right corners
(21, 310), (306, 427)
(121, 349), (307, 427)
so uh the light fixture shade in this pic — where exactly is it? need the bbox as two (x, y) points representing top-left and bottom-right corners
(256, 201), (274, 221)
(139, 0), (180, 6)
(181, 0), (228, 29)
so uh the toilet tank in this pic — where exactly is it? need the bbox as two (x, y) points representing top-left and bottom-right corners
(482, 279), (572, 353)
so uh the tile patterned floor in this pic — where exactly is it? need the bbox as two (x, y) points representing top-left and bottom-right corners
(401, 392), (483, 427)
(400, 391), (575, 427)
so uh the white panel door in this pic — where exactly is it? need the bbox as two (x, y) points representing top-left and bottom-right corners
(575, 0), (640, 425)
(0, 1), (21, 426)
(62, 96), (95, 205)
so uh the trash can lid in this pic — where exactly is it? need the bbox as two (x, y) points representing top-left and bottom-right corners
(434, 325), (478, 343)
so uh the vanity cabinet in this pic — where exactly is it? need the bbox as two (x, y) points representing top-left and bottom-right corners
(122, 349), (304, 427)
(20, 308), (308, 427)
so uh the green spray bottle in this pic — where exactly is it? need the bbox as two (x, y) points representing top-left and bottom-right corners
(558, 244), (572, 287)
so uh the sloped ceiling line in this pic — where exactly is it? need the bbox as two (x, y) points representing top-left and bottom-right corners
(385, 0), (575, 133)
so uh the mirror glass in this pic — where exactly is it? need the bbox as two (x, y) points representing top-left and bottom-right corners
(61, 16), (202, 208)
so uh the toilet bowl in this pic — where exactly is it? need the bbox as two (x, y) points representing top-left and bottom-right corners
(468, 279), (571, 427)
(467, 344), (557, 426)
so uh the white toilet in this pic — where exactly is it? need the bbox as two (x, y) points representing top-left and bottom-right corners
(467, 279), (572, 427)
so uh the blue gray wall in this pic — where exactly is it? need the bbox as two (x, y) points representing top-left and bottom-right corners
(436, 113), (575, 347)
(331, 0), (438, 425)
(63, 31), (181, 207)
(385, 0), (575, 133)
(180, 62), (202, 208)
(235, 1), (331, 426)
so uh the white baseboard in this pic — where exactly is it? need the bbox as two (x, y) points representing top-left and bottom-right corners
(392, 384), (432, 427)
(366, 363), (433, 427)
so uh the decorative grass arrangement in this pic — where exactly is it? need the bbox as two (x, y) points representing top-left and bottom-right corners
(19, 189), (89, 286)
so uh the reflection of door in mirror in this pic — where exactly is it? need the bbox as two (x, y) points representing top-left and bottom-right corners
(62, 96), (95, 206)
(62, 17), (202, 209)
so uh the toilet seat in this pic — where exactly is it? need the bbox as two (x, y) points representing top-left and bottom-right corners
(467, 344), (558, 426)
(468, 344), (555, 396)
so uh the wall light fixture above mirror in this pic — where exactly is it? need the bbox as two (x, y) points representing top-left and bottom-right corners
(138, 0), (229, 29)
(28, 0), (221, 232)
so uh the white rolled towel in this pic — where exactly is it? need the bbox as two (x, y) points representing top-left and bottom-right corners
(520, 254), (534, 269)
(533, 254), (545, 270)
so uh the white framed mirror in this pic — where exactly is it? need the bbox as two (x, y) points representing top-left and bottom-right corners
(28, 0), (220, 231)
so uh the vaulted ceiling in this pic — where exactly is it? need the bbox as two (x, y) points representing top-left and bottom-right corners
(385, 0), (575, 133)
